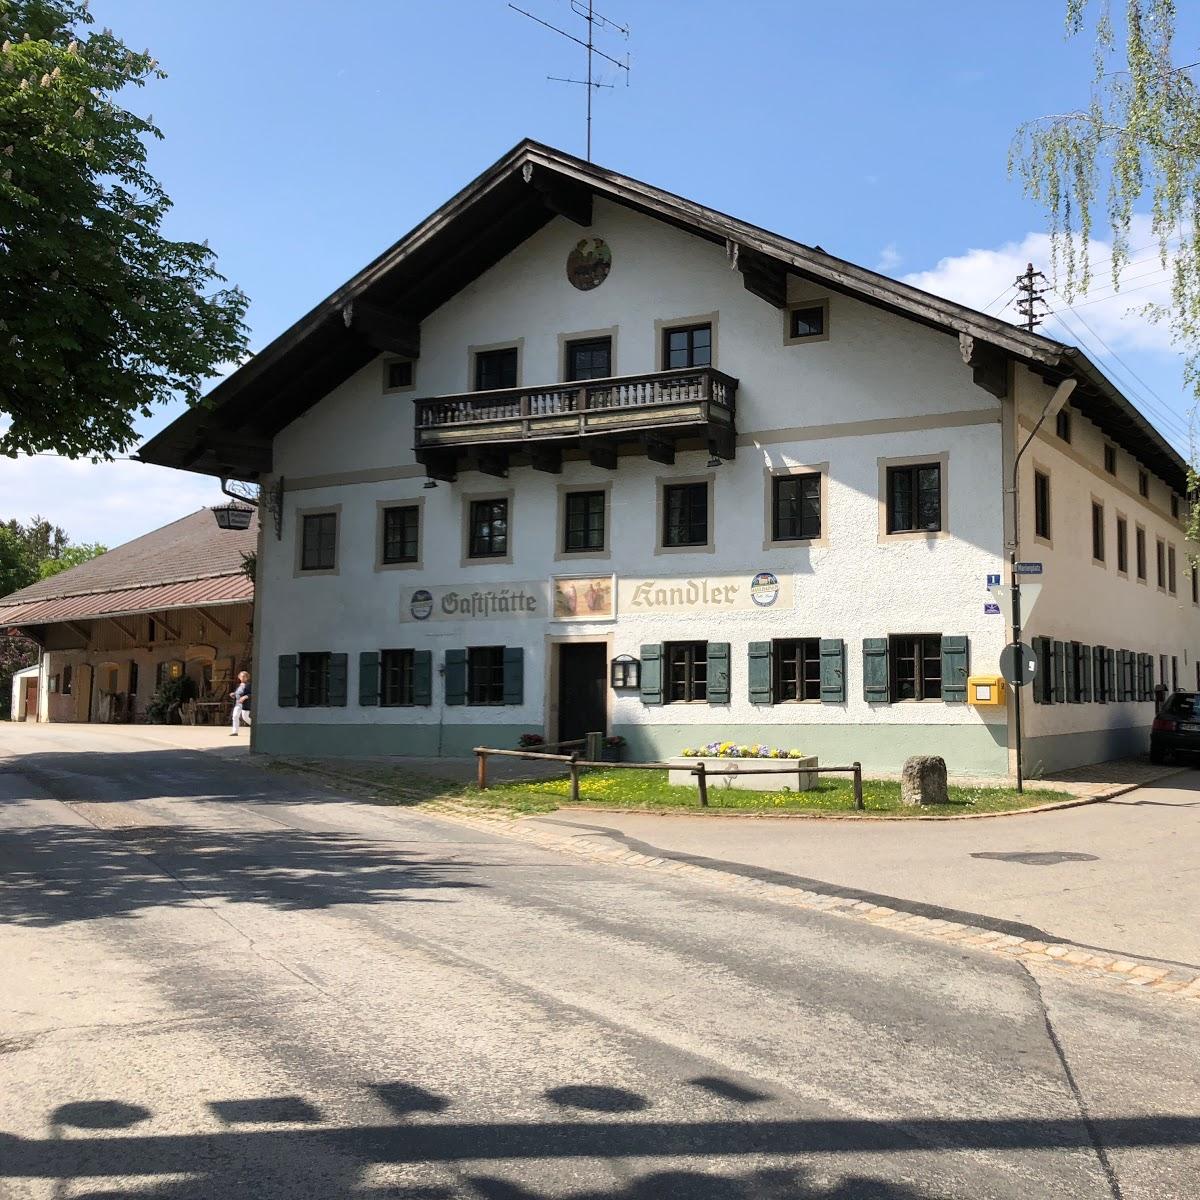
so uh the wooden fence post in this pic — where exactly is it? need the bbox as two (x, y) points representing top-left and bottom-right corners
(476, 750), (488, 791)
(694, 761), (709, 807)
(852, 761), (863, 810)
(585, 730), (604, 762)
(568, 754), (581, 804)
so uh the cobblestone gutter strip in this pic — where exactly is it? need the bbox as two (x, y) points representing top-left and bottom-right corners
(260, 757), (1200, 1004)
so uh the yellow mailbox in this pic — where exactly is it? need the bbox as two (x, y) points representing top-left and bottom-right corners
(967, 675), (1006, 706)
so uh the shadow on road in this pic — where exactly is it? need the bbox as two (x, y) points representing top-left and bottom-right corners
(0, 820), (484, 927)
(3, 1078), (1193, 1199)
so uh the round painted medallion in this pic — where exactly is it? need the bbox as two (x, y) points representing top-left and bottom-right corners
(566, 237), (612, 291)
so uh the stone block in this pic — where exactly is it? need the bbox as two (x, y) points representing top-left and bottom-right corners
(900, 755), (949, 806)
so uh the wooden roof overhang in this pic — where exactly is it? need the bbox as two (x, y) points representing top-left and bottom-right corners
(137, 139), (1190, 494)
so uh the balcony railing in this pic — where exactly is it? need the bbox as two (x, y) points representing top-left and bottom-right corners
(413, 366), (737, 453)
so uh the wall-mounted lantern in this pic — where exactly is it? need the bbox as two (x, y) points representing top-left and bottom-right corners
(610, 655), (640, 690)
(210, 502), (254, 530)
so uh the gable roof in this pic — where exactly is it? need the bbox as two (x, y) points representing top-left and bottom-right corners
(136, 139), (1190, 493)
(0, 508), (257, 627)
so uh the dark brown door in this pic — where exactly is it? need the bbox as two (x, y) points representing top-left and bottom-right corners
(557, 643), (607, 745)
(23, 679), (37, 721)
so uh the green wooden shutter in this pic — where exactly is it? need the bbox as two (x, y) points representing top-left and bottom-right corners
(278, 654), (298, 708)
(502, 647), (524, 705)
(640, 644), (663, 706)
(748, 642), (772, 705)
(328, 653), (348, 706)
(1052, 640), (1065, 703)
(863, 638), (890, 704)
(707, 642), (730, 704)
(1032, 638), (1048, 704)
(1064, 642), (1078, 703)
(941, 636), (969, 703)
(445, 649), (467, 706)
(1117, 650), (1130, 701)
(1105, 648), (1117, 703)
(820, 638), (845, 703)
(1094, 645), (1106, 703)
(1140, 653), (1152, 702)
(412, 650), (433, 706)
(359, 651), (380, 706)
(1079, 645), (1092, 703)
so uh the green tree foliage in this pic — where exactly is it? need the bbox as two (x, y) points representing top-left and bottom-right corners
(36, 539), (105, 578)
(0, 522), (32, 595)
(0, 0), (249, 459)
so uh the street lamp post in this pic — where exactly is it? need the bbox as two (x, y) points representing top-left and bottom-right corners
(1007, 377), (1076, 793)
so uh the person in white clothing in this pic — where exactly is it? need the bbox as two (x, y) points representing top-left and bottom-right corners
(230, 670), (252, 736)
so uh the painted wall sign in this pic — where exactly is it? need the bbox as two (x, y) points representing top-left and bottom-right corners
(399, 582), (549, 622)
(552, 575), (616, 621)
(566, 237), (612, 291)
(618, 572), (794, 615)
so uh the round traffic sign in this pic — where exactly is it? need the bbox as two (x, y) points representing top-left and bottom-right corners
(999, 642), (1037, 687)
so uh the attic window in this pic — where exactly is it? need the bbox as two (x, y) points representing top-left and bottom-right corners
(384, 360), (414, 392)
(787, 303), (827, 343)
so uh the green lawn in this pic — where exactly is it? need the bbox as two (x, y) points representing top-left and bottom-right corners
(463, 768), (1072, 816)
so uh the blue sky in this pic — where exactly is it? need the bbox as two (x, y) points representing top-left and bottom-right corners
(7, 0), (1199, 545)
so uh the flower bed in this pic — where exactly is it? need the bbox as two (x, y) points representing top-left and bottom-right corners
(668, 745), (818, 792)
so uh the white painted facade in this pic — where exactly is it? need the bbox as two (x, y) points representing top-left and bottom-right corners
(247, 197), (1197, 775)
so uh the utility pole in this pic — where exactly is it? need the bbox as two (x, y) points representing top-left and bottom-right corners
(509, 1), (630, 161)
(1014, 262), (1049, 332)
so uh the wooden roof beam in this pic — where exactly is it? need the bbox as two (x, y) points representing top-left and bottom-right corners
(958, 334), (1009, 400)
(342, 300), (420, 359)
(526, 164), (592, 227)
(729, 242), (788, 309)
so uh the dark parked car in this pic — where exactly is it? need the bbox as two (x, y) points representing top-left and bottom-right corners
(1150, 692), (1200, 763)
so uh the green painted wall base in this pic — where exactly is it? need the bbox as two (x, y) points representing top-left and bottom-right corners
(614, 722), (1011, 778)
(1021, 725), (1150, 777)
(252, 723), (529, 758)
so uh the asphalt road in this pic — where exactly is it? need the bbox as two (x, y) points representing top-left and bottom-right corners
(1, 725), (1198, 1199)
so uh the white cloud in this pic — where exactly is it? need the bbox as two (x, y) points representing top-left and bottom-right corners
(0, 455), (225, 548)
(876, 242), (902, 273)
(900, 215), (1179, 356)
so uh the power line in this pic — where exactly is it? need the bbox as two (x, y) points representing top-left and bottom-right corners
(1014, 262), (1049, 331)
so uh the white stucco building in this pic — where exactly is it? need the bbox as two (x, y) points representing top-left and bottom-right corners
(138, 141), (1199, 776)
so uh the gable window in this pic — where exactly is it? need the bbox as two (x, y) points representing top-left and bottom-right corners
(381, 649), (415, 707)
(890, 634), (942, 701)
(1116, 516), (1129, 574)
(887, 462), (941, 533)
(467, 646), (506, 705)
(469, 498), (508, 559)
(772, 473), (821, 541)
(298, 652), (331, 707)
(665, 641), (708, 703)
(663, 323), (712, 369)
(1034, 471), (1051, 540)
(1136, 526), (1147, 580)
(384, 360), (414, 391)
(565, 337), (612, 382)
(563, 490), (606, 553)
(381, 505), (419, 565)
(300, 512), (338, 572)
(787, 302), (827, 342)
(1056, 409), (1072, 442)
(773, 638), (820, 702)
(1138, 470), (1149, 498)
(474, 347), (518, 392)
(1091, 502), (1105, 563)
(1104, 444), (1117, 475)
(1171, 494), (1180, 520)
(663, 482), (709, 548)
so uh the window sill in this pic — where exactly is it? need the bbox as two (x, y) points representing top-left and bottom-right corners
(376, 559), (423, 572)
(295, 567), (339, 578)
(656, 542), (716, 555)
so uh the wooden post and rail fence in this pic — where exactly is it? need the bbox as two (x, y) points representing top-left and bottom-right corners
(473, 740), (865, 810)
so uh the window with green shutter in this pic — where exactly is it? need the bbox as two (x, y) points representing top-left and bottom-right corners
(381, 650), (415, 706)
(1093, 645), (1107, 703)
(278, 654), (298, 707)
(502, 647), (524, 706)
(444, 649), (467, 706)
(1052, 640), (1065, 704)
(707, 642), (730, 704)
(1079, 644), (1092, 703)
(941, 636), (969, 703)
(639, 644), (664, 705)
(748, 642), (772, 705)
(1064, 641), (1078, 703)
(328, 654), (348, 707)
(772, 638), (821, 702)
(819, 639), (845, 704)
(1033, 638), (1053, 704)
(412, 650), (433, 707)
(863, 639), (890, 704)
(359, 651), (380, 706)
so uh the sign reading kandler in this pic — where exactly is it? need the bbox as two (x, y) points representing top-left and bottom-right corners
(619, 572), (793, 615)
(399, 582), (549, 622)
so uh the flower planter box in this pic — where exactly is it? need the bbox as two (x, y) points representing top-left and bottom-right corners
(667, 756), (818, 792)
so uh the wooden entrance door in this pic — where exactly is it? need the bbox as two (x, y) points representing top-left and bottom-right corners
(75, 664), (93, 722)
(23, 679), (37, 721)
(557, 643), (608, 746)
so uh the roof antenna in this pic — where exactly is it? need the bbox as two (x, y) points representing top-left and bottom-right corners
(508, 1), (630, 161)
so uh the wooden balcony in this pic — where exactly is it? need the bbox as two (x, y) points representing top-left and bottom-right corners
(413, 366), (738, 479)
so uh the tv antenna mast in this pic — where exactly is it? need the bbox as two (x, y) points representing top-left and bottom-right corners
(508, 1), (630, 161)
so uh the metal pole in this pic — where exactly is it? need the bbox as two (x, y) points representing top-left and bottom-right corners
(1010, 551), (1024, 793)
(586, 0), (593, 160)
